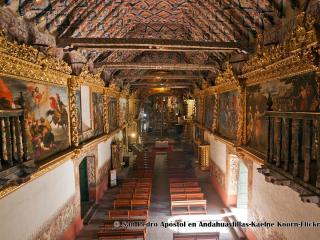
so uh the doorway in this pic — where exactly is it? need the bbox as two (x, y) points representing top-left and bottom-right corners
(79, 158), (90, 218)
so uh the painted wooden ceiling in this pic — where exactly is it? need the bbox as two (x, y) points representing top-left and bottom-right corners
(17, 0), (301, 94)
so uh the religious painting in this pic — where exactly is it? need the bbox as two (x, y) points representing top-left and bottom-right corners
(0, 76), (70, 161)
(108, 98), (118, 132)
(80, 85), (91, 132)
(246, 72), (319, 154)
(119, 98), (127, 125)
(218, 90), (239, 141)
(92, 92), (104, 136)
(204, 95), (216, 130)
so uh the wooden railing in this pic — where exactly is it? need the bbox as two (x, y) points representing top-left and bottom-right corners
(0, 109), (28, 170)
(264, 111), (320, 191)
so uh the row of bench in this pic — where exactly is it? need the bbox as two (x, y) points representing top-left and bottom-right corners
(167, 155), (207, 216)
(168, 151), (220, 240)
(97, 149), (154, 240)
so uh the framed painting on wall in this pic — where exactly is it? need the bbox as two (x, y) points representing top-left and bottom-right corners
(0, 76), (70, 161)
(218, 90), (239, 141)
(80, 85), (92, 132)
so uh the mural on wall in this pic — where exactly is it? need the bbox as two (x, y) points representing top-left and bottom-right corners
(246, 72), (319, 154)
(92, 92), (104, 136)
(204, 95), (215, 130)
(0, 77), (70, 160)
(218, 90), (239, 141)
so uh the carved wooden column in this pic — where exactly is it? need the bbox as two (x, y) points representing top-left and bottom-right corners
(68, 77), (80, 147)
(303, 119), (312, 182)
(103, 89), (110, 134)
(282, 118), (291, 171)
(292, 119), (301, 177)
(212, 93), (218, 133)
(274, 117), (282, 167)
(267, 117), (275, 164)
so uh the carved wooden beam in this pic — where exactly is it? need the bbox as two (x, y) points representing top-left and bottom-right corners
(100, 63), (215, 71)
(58, 38), (244, 52)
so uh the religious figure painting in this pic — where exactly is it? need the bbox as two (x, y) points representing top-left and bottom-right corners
(204, 95), (215, 130)
(119, 98), (127, 125)
(218, 90), (239, 141)
(246, 72), (319, 154)
(92, 92), (104, 136)
(0, 76), (70, 161)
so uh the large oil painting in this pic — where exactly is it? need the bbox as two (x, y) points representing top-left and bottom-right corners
(218, 90), (239, 141)
(0, 76), (70, 161)
(204, 95), (215, 130)
(92, 92), (104, 136)
(246, 72), (319, 154)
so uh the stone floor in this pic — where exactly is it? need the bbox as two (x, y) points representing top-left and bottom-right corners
(76, 140), (236, 240)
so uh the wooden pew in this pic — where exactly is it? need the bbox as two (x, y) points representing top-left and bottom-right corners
(173, 232), (220, 240)
(170, 193), (204, 201)
(97, 229), (146, 240)
(116, 193), (151, 200)
(170, 187), (202, 194)
(120, 187), (151, 194)
(170, 182), (199, 188)
(171, 200), (207, 215)
(107, 210), (148, 220)
(113, 199), (150, 210)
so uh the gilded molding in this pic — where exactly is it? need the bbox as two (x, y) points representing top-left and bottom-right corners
(78, 64), (105, 91)
(241, 12), (319, 85)
(103, 90), (111, 134)
(0, 30), (71, 86)
(68, 77), (80, 147)
(214, 62), (240, 92)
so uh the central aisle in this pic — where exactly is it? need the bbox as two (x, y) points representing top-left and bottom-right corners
(146, 147), (236, 240)
(148, 152), (172, 239)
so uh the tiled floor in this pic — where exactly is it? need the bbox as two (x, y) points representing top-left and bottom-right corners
(76, 142), (236, 240)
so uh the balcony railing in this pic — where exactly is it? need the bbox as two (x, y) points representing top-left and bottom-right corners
(259, 111), (320, 205)
(0, 109), (28, 170)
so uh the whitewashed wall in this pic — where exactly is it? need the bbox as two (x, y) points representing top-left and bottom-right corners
(97, 137), (113, 169)
(251, 163), (320, 240)
(0, 160), (75, 240)
(207, 133), (227, 173)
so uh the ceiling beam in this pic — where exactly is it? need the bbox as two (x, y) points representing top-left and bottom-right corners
(101, 63), (215, 71)
(59, 38), (244, 52)
(116, 74), (204, 81)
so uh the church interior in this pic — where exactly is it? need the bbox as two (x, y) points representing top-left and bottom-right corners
(0, 0), (320, 240)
